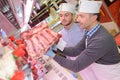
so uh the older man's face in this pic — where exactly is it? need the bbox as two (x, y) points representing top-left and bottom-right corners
(77, 12), (97, 30)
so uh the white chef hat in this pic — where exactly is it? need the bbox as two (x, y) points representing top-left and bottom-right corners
(79, 1), (102, 13)
(79, 0), (93, 3)
(58, 3), (76, 14)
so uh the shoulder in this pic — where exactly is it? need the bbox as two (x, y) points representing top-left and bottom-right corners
(72, 23), (85, 31)
(96, 25), (111, 38)
(73, 23), (79, 28)
(92, 25), (114, 44)
(58, 27), (66, 34)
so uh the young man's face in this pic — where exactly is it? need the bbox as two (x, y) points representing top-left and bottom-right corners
(59, 11), (74, 27)
(77, 12), (96, 30)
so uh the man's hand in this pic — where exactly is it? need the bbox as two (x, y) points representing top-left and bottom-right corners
(52, 49), (66, 58)
(46, 48), (55, 58)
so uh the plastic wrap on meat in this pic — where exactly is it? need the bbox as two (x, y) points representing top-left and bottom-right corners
(20, 31), (31, 40)
(20, 22), (47, 40)
(31, 35), (44, 53)
(29, 22), (48, 35)
(20, 22), (61, 60)
(40, 28), (55, 44)
(25, 39), (36, 58)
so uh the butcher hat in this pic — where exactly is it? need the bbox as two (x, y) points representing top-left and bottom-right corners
(79, 1), (102, 13)
(58, 3), (76, 14)
(79, 0), (95, 2)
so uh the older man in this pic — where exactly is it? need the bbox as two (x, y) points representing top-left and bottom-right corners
(53, 1), (120, 80)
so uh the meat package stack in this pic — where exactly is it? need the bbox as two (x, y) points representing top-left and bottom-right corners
(20, 22), (61, 60)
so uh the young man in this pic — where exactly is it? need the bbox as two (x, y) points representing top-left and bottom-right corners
(58, 3), (85, 48)
(53, 1), (120, 80)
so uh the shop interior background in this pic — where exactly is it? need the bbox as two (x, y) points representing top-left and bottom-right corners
(0, 0), (120, 37)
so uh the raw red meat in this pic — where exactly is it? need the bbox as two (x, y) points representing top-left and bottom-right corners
(20, 22), (61, 60)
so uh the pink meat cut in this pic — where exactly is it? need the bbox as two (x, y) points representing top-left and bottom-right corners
(20, 22), (61, 60)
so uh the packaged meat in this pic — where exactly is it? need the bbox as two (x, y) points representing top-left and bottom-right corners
(20, 22), (61, 60)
